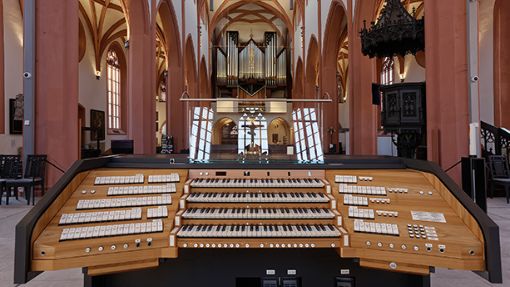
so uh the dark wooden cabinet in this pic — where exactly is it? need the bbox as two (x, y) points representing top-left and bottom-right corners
(380, 82), (426, 159)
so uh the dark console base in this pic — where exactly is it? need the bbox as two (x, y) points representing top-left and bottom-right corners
(85, 249), (430, 287)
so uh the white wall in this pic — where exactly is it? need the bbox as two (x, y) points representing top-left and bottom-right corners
(172, 0), (183, 37)
(156, 101), (166, 145)
(79, 15), (127, 151)
(479, 0), (495, 124)
(0, 0), (23, 154)
(199, 18), (209, 69)
(395, 55), (426, 83)
(321, 0), (332, 47)
(293, 19), (303, 68)
(184, 0), (198, 72)
(304, 0), (319, 57)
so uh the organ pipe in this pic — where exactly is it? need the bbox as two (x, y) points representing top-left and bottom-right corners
(217, 50), (227, 86)
(215, 31), (287, 88)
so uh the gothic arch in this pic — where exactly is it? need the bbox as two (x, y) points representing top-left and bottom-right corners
(323, 0), (347, 92)
(125, 0), (150, 34)
(107, 41), (128, 131)
(199, 57), (209, 99)
(268, 117), (292, 145)
(212, 117), (237, 145)
(157, 0), (181, 67)
(321, 0), (347, 152)
(294, 57), (304, 99)
(209, 0), (293, 42)
(184, 35), (198, 99)
(305, 36), (320, 99)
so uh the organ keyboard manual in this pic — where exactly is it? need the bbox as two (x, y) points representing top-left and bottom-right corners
(14, 156), (502, 287)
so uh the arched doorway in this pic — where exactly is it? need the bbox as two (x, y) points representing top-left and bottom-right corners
(268, 118), (292, 146)
(213, 117), (238, 145)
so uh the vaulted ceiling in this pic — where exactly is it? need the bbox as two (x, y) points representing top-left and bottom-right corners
(209, 0), (293, 43)
(79, 0), (128, 70)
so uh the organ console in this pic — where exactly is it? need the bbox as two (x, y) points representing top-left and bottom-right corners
(14, 156), (502, 287)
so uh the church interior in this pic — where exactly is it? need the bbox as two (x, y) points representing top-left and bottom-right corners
(0, 0), (508, 286)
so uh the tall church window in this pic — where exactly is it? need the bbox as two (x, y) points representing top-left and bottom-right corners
(293, 108), (324, 162)
(107, 50), (121, 130)
(381, 57), (394, 85)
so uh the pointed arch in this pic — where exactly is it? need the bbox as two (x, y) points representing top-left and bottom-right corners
(305, 35), (320, 99)
(125, 0), (150, 35)
(157, 0), (181, 67)
(184, 35), (198, 99)
(294, 57), (304, 99)
(321, 0), (347, 153)
(106, 41), (128, 132)
(199, 57), (209, 98)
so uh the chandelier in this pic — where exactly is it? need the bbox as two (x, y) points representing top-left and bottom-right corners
(360, 0), (424, 58)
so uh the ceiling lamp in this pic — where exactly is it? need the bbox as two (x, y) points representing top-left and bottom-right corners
(360, 0), (424, 58)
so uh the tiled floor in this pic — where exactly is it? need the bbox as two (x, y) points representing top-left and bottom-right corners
(0, 198), (508, 287)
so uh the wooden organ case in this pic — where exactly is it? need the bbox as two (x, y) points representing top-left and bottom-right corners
(15, 156), (502, 287)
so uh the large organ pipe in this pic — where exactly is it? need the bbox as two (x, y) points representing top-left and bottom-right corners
(277, 50), (286, 86)
(216, 31), (288, 89)
(239, 40), (264, 80)
(264, 32), (277, 87)
(216, 50), (226, 86)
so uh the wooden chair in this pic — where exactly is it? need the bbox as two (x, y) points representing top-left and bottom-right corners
(5, 155), (47, 205)
(0, 155), (22, 205)
(487, 155), (510, 204)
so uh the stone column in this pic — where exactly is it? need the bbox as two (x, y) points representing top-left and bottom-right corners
(126, 0), (157, 154)
(348, 0), (378, 155)
(425, 0), (469, 182)
(35, 0), (79, 185)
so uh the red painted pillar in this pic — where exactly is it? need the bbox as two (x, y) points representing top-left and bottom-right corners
(322, 64), (339, 152)
(35, 0), (79, 185)
(348, 0), (378, 155)
(425, 0), (469, 182)
(168, 65), (186, 151)
(126, 0), (156, 155)
(494, 0), (510, 128)
(158, 1), (187, 152)
(0, 0), (4, 134)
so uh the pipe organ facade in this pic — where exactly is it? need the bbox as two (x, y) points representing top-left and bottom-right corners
(215, 31), (288, 98)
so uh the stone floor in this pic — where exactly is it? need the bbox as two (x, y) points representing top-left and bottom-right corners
(0, 198), (508, 287)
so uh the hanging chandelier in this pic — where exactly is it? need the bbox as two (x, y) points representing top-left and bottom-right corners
(360, 0), (424, 58)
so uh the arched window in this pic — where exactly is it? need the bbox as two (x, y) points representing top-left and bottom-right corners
(107, 50), (121, 130)
(381, 57), (394, 85)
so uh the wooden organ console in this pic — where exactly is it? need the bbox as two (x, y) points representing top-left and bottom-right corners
(15, 156), (502, 287)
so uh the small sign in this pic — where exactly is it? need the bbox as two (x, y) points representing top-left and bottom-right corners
(411, 211), (446, 223)
(287, 269), (297, 275)
(340, 269), (350, 275)
(266, 269), (276, 275)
